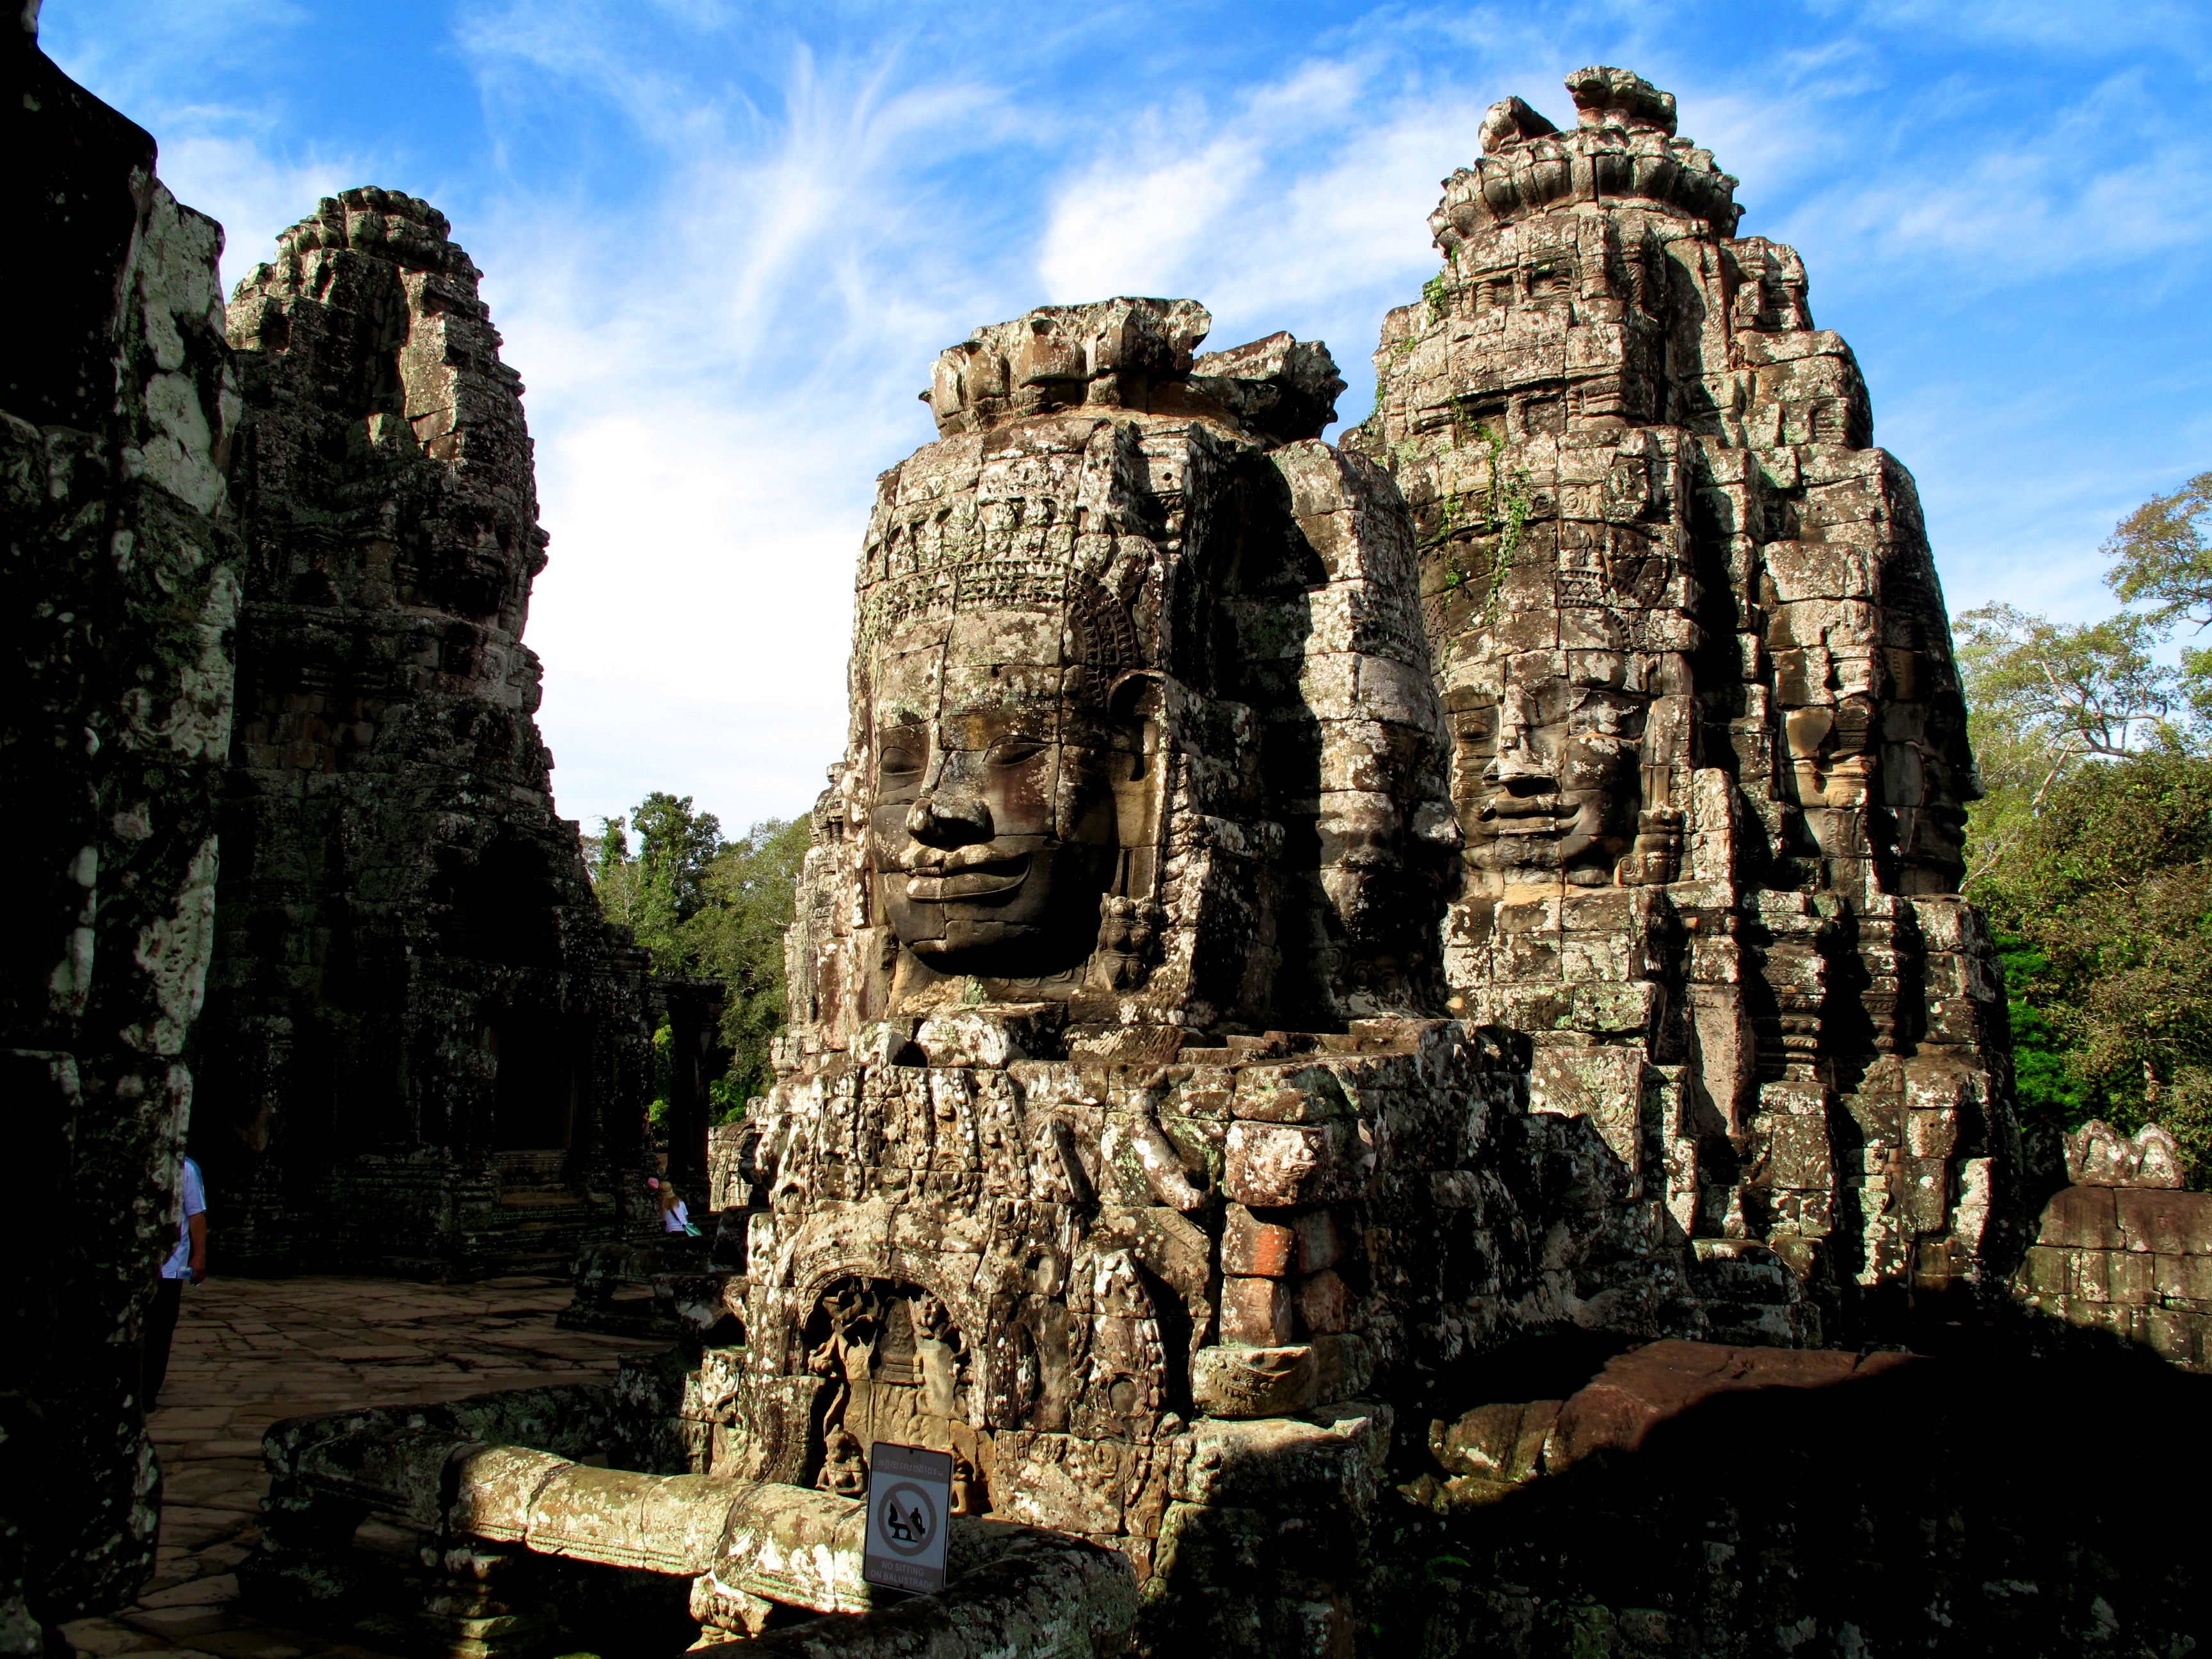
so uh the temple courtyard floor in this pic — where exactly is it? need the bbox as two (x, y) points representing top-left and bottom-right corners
(60, 1274), (668, 1659)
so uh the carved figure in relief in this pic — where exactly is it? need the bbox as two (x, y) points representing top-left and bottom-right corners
(1450, 659), (1651, 885)
(801, 1276), (989, 1507)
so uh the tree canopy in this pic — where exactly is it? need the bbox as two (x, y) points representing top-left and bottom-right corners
(588, 794), (808, 1122)
(1959, 473), (2212, 1184)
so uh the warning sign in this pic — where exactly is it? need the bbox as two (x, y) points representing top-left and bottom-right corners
(862, 1441), (952, 1594)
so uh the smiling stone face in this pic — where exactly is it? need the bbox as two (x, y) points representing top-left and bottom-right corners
(1447, 653), (1648, 886)
(867, 613), (1127, 984)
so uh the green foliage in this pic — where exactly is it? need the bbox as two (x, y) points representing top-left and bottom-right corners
(1422, 269), (1454, 321)
(586, 798), (812, 1124)
(1974, 755), (2212, 1185)
(1955, 600), (2206, 892)
(1427, 421), (1529, 623)
(587, 816), (639, 929)
(646, 1021), (673, 1144)
(1954, 602), (2185, 762)
(2106, 469), (2212, 636)
(627, 791), (725, 966)
(1957, 471), (2212, 1183)
(687, 815), (812, 1119)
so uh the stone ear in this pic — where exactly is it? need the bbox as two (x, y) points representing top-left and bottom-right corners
(1105, 670), (1168, 782)
(1106, 669), (1167, 723)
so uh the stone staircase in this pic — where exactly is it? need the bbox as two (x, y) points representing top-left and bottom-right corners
(461, 1151), (623, 1276)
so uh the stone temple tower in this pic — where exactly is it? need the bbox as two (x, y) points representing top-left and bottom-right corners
(200, 189), (656, 1274)
(1356, 66), (2016, 1326)
(216, 67), (2042, 1659)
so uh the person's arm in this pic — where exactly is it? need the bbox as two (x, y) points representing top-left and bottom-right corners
(187, 1210), (207, 1284)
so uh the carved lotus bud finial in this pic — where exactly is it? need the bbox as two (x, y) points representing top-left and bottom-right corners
(1564, 66), (1678, 136)
(1479, 95), (1559, 155)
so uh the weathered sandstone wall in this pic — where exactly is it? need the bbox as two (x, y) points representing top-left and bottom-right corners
(2, 12), (241, 1631)
(1358, 67), (2016, 1337)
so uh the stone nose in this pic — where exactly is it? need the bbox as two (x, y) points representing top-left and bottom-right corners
(906, 792), (993, 847)
(1486, 743), (1553, 786)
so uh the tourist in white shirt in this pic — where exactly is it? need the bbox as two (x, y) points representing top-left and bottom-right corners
(143, 1156), (207, 1407)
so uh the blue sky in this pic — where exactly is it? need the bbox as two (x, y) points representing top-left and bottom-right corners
(45, 0), (2212, 838)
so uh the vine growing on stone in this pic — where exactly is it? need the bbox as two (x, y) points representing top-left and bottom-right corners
(1429, 416), (1530, 627)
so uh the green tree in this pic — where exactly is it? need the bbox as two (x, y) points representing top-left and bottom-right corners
(684, 816), (812, 1119)
(581, 796), (811, 1125)
(2106, 469), (2212, 721)
(1976, 755), (2212, 1185)
(1955, 471), (2212, 1185)
(626, 791), (725, 970)
(587, 815), (640, 930)
(2106, 469), (2212, 632)
(1954, 603), (2188, 888)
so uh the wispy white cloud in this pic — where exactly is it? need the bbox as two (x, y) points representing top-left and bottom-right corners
(453, 8), (1037, 830)
(43, 0), (2212, 830)
(1774, 70), (2212, 293)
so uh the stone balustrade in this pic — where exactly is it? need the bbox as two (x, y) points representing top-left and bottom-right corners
(242, 1390), (1137, 1657)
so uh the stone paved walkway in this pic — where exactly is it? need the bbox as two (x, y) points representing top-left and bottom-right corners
(60, 1274), (668, 1659)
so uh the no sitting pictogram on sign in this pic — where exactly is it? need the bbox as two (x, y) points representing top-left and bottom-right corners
(862, 1441), (952, 1594)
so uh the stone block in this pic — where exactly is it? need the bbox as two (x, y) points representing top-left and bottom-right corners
(1431, 1399), (1560, 1483)
(1191, 1345), (1318, 1419)
(1294, 1208), (1344, 1273)
(987, 1431), (1135, 1535)
(2072, 1249), (2112, 1304)
(1232, 1061), (1356, 1123)
(1749, 1110), (1831, 1192)
(2145, 1306), (2208, 1367)
(2016, 1245), (2070, 1299)
(1295, 1269), (1352, 1335)
(2116, 1188), (2212, 1257)
(1903, 1107), (1956, 1160)
(1176, 1415), (1380, 1509)
(2151, 1253), (2200, 1301)
(1221, 1276), (1295, 1346)
(2037, 1185), (2120, 1251)
(1223, 1120), (1360, 1206)
(2106, 1249), (2154, 1304)
(1222, 1205), (1295, 1276)
(1309, 1334), (1373, 1402)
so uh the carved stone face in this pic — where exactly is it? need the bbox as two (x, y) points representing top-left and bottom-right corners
(1448, 655), (1646, 885)
(867, 613), (1124, 979)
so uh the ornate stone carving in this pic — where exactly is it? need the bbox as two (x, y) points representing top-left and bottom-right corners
(794, 294), (1453, 1042)
(1358, 64), (2017, 1320)
(200, 186), (656, 1274)
(689, 76), (2028, 1641)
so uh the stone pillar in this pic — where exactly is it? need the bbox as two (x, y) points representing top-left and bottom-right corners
(3, 13), (241, 1631)
(659, 978), (726, 1210)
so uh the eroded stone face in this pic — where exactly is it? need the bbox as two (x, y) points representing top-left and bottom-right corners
(1363, 62), (2017, 1317)
(865, 614), (1134, 988)
(1449, 659), (1651, 885)
(200, 184), (656, 1274)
